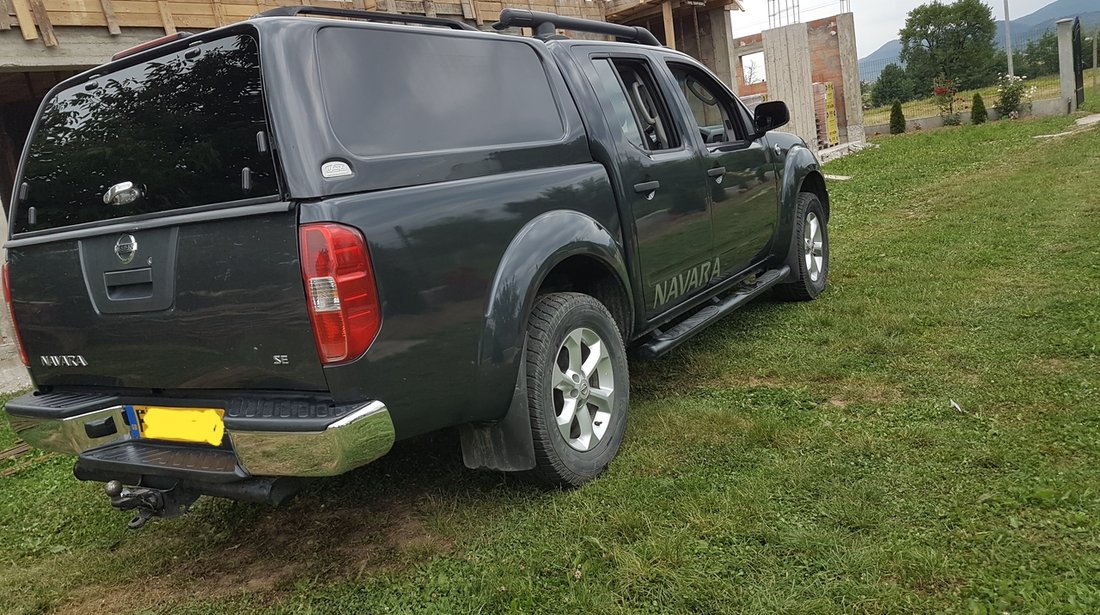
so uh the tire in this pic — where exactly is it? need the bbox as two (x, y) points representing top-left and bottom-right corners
(775, 192), (829, 301)
(523, 292), (630, 488)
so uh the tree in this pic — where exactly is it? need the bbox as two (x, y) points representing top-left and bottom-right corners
(872, 64), (913, 107)
(1015, 30), (1060, 77)
(899, 0), (998, 92)
(890, 101), (906, 134)
(971, 92), (988, 124)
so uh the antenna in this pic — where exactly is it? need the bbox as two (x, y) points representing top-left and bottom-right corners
(767, 0), (801, 29)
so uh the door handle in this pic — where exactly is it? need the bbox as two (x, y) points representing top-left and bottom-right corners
(706, 167), (726, 178)
(633, 181), (660, 199)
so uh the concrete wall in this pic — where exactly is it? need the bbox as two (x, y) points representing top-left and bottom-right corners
(736, 13), (862, 151)
(763, 22), (817, 150)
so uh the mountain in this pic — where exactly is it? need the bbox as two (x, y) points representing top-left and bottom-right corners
(858, 0), (1100, 82)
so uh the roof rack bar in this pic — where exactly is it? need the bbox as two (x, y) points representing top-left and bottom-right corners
(493, 9), (662, 46)
(254, 5), (479, 31)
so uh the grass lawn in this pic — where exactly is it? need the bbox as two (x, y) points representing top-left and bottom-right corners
(863, 68), (1099, 125)
(2, 113), (1099, 614)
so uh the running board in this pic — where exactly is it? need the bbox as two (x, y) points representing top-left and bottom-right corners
(636, 266), (790, 359)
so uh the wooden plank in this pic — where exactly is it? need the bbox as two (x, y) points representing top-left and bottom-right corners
(164, 2), (220, 15)
(421, 0), (434, 16)
(11, 0), (37, 39)
(0, 442), (30, 461)
(28, 0), (57, 45)
(0, 0), (13, 30)
(100, 0), (121, 33)
(157, 0), (175, 32)
(459, 0), (473, 20)
(661, 0), (674, 49)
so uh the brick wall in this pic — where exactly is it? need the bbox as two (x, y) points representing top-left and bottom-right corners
(805, 16), (848, 138)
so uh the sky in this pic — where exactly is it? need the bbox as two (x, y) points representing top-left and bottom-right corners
(729, 0), (1058, 57)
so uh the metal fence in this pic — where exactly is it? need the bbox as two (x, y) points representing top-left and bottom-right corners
(858, 26), (1069, 125)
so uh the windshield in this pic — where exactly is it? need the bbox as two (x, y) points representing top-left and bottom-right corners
(13, 32), (277, 234)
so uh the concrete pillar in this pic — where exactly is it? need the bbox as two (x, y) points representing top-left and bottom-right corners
(708, 8), (737, 90)
(835, 13), (864, 145)
(763, 22), (817, 151)
(1057, 18), (1078, 114)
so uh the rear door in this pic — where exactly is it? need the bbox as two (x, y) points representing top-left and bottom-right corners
(580, 52), (715, 317)
(6, 31), (327, 391)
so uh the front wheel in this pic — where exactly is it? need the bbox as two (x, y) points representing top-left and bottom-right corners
(523, 293), (629, 488)
(775, 192), (829, 301)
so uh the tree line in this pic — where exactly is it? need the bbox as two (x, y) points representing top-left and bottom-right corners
(869, 0), (1062, 108)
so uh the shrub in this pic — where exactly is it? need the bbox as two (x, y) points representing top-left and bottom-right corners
(890, 101), (906, 134)
(931, 75), (962, 126)
(972, 92), (988, 124)
(994, 74), (1036, 118)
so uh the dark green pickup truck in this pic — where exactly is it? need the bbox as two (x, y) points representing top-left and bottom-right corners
(2, 6), (829, 526)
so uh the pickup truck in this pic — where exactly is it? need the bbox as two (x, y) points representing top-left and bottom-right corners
(2, 6), (829, 527)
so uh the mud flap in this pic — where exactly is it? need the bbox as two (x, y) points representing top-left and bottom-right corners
(459, 342), (536, 472)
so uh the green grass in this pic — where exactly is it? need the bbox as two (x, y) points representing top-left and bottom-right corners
(2, 112), (1099, 614)
(864, 68), (1099, 124)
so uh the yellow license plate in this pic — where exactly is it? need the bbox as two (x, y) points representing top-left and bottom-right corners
(135, 406), (225, 446)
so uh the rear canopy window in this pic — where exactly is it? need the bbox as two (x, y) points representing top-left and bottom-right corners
(15, 33), (277, 234)
(316, 28), (564, 158)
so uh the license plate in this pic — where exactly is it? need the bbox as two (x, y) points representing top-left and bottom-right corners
(125, 405), (225, 446)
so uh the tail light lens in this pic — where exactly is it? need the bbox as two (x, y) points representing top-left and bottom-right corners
(299, 223), (381, 364)
(2, 263), (30, 367)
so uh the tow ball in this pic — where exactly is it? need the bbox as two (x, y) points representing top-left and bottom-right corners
(105, 480), (198, 529)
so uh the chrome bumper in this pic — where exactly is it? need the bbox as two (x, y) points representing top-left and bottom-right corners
(7, 401), (395, 478)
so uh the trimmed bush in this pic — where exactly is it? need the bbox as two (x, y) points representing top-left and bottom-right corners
(972, 92), (988, 124)
(890, 101), (906, 134)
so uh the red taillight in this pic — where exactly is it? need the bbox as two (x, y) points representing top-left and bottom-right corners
(299, 223), (381, 364)
(2, 263), (30, 367)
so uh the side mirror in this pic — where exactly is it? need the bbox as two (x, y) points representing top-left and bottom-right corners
(752, 101), (790, 139)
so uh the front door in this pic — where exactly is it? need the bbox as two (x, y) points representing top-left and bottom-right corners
(580, 54), (715, 317)
(664, 61), (779, 276)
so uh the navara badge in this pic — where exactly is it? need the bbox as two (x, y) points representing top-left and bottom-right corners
(114, 234), (138, 264)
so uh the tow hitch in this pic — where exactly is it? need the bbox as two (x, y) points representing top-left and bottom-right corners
(105, 480), (198, 529)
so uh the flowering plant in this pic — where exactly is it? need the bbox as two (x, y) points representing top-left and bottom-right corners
(932, 75), (960, 125)
(994, 74), (1036, 118)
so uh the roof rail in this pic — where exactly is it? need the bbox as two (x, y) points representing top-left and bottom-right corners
(254, 5), (479, 31)
(493, 9), (662, 46)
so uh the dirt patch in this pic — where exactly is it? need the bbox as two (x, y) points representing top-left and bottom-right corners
(57, 482), (454, 614)
(52, 433), (471, 614)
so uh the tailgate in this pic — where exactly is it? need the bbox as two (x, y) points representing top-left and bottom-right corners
(7, 211), (328, 391)
(4, 28), (328, 391)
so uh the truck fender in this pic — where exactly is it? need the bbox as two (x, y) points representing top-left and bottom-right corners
(777, 145), (826, 273)
(461, 210), (630, 471)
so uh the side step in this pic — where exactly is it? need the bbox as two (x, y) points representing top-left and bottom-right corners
(636, 266), (790, 359)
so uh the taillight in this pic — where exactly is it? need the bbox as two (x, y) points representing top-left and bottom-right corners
(2, 263), (30, 367)
(299, 223), (381, 364)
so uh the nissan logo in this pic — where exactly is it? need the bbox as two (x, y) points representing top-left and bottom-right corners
(114, 234), (138, 264)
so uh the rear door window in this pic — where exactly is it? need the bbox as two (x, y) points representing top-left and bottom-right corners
(588, 57), (680, 152)
(316, 28), (564, 158)
(14, 32), (277, 235)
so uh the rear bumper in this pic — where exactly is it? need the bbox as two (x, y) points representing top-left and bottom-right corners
(5, 394), (395, 479)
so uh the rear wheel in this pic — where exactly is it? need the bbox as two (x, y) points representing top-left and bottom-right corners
(523, 293), (629, 488)
(775, 192), (829, 301)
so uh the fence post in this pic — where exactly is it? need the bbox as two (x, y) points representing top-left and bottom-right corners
(1056, 18), (1077, 113)
(1093, 28), (1098, 92)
